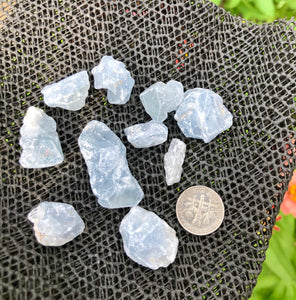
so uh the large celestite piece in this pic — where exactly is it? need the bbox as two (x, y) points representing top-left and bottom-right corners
(91, 56), (135, 105)
(140, 80), (184, 122)
(41, 71), (90, 111)
(124, 120), (168, 148)
(164, 138), (186, 185)
(19, 106), (64, 168)
(174, 88), (233, 143)
(119, 206), (179, 270)
(28, 202), (85, 246)
(78, 120), (143, 208)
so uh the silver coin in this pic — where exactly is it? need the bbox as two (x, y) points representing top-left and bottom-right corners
(176, 185), (224, 235)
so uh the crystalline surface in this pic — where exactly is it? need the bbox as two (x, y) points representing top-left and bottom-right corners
(174, 88), (233, 143)
(91, 56), (135, 105)
(27, 201), (85, 246)
(119, 206), (179, 270)
(19, 106), (64, 168)
(140, 80), (184, 122)
(124, 120), (168, 148)
(164, 138), (186, 185)
(78, 120), (143, 208)
(41, 71), (90, 111)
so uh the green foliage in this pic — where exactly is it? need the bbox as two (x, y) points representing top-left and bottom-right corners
(211, 0), (296, 23)
(250, 213), (296, 300)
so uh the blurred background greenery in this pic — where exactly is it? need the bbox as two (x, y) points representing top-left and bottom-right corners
(210, 1), (296, 299)
(211, 0), (296, 23)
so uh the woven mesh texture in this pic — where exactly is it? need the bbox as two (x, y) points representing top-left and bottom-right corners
(1, 0), (296, 299)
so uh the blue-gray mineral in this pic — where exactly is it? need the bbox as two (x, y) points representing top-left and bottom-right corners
(174, 88), (233, 143)
(41, 71), (90, 111)
(28, 201), (85, 246)
(140, 80), (184, 122)
(164, 138), (186, 185)
(19, 106), (64, 168)
(124, 120), (168, 148)
(91, 56), (135, 105)
(119, 206), (179, 270)
(78, 120), (143, 208)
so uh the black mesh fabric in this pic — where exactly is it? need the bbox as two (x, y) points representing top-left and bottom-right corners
(1, 0), (296, 299)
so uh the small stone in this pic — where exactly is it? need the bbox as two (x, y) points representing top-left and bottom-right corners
(124, 120), (168, 148)
(41, 71), (90, 111)
(28, 202), (85, 246)
(91, 56), (135, 105)
(140, 80), (184, 122)
(174, 88), (233, 143)
(119, 206), (179, 270)
(78, 120), (143, 208)
(164, 138), (186, 185)
(19, 107), (64, 168)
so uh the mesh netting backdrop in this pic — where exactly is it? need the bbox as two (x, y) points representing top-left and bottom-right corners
(1, 0), (296, 299)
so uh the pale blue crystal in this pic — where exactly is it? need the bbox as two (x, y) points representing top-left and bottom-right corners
(124, 120), (168, 148)
(19, 107), (64, 168)
(140, 80), (184, 122)
(164, 138), (186, 185)
(119, 206), (179, 270)
(91, 56), (135, 105)
(28, 201), (85, 246)
(41, 71), (90, 111)
(78, 120), (143, 208)
(174, 88), (233, 143)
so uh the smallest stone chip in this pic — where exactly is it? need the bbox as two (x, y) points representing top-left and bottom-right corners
(28, 201), (85, 246)
(41, 70), (90, 111)
(164, 138), (186, 185)
(124, 120), (168, 148)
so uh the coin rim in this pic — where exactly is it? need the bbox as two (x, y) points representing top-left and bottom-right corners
(176, 185), (225, 236)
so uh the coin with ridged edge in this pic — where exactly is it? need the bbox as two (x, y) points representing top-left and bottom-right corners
(176, 186), (224, 235)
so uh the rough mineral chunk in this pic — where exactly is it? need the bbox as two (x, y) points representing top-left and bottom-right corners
(164, 138), (186, 185)
(174, 88), (233, 143)
(78, 120), (143, 208)
(124, 120), (168, 148)
(119, 206), (179, 270)
(28, 202), (85, 246)
(19, 106), (64, 168)
(41, 71), (90, 111)
(140, 80), (184, 122)
(91, 56), (135, 105)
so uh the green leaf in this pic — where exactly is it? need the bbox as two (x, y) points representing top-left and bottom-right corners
(211, 0), (222, 5)
(287, 0), (296, 9)
(225, 0), (241, 9)
(253, 0), (275, 17)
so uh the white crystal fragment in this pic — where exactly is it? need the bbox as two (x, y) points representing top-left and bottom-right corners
(41, 71), (90, 111)
(174, 88), (233, 143)
(140, 80), (184, 122)
(19, 106), (64, 168)
(91, 56), (135, 104)
(78, 120), (144, 208)
(164, 138), (186, 185)
(28, 202), (85, 246)
(119, 206), (179, 270)
(124, 120), (168, 148)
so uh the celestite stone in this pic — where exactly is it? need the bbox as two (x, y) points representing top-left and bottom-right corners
(174, 88), (233, 143)
(164, 138), (186, 185)
(28, 202), (85, 246)
(91, 56), (135, 105)
(119, 206), (179, 270)
(41, 71), (90, 111)
(124, 120), (168, 148)
(19, 106), (64, 168)
(78, 121), (143, 208)
(140, 80), (184, 122)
